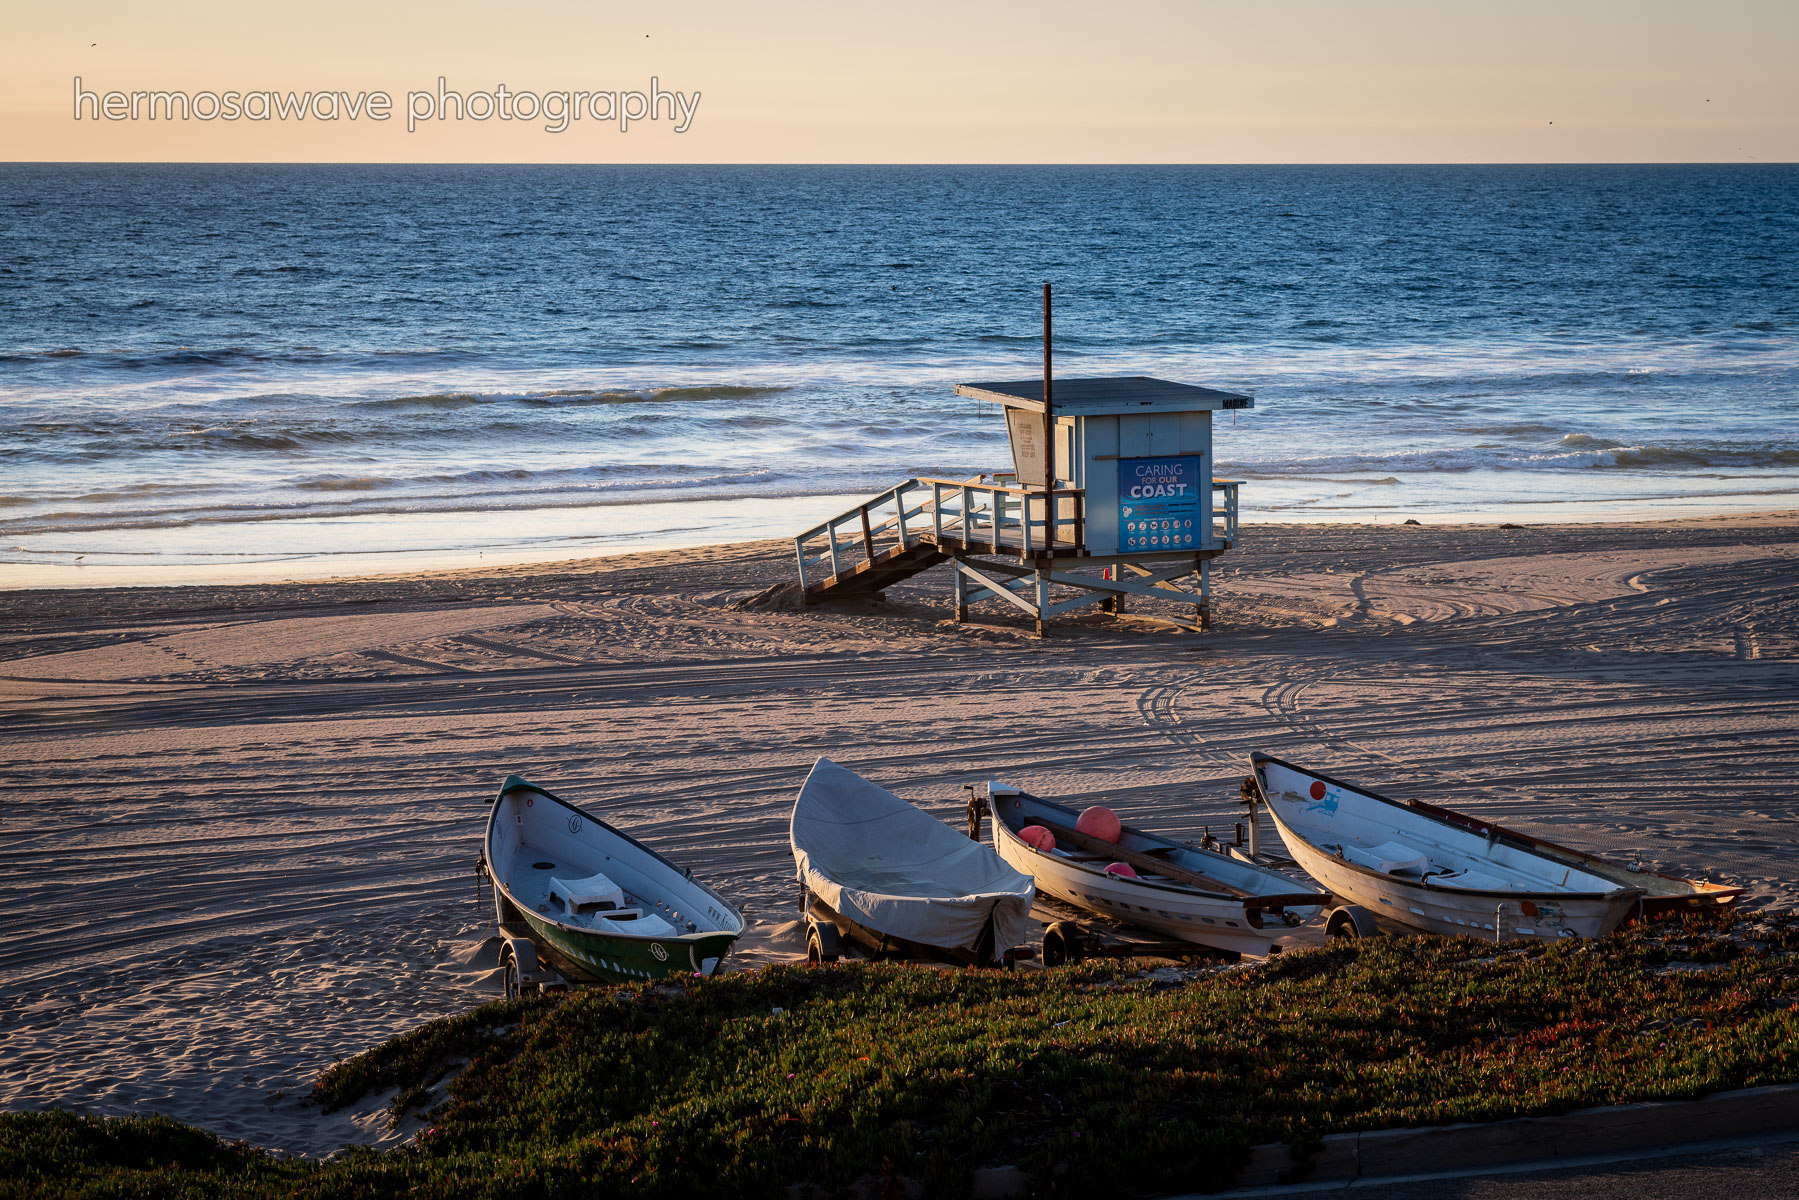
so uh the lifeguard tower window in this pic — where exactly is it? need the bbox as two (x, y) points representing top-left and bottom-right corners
(791, 374), (1252, 635)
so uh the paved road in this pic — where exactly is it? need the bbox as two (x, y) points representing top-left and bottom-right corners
(1218, 1136), (1799, 1199)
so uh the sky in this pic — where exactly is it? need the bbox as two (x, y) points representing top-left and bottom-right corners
(3, 0), (1795, 163)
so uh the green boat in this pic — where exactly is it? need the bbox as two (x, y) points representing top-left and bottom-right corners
(483, 775), (745, 990)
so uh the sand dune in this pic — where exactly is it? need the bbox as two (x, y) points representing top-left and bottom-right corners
(0, 515), (1794, 1155)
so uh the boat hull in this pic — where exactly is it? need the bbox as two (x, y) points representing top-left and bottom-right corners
(485, 776), (745, 985)
(1278, 834), (1640, 940)
(996, 834), (1276, 955)
(987, 788), (1326, 957)
(513, 903), (741, 982)
(1251, 753), (1646, 942)
(791, 760), (1037, 960)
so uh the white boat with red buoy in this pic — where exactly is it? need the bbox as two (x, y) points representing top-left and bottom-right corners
(1248, 751), (1741, 942)
(984, 782), (1329, 958)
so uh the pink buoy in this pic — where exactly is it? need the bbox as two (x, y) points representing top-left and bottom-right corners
(1075, 805), (1123, 843)
(1104, 862), (1138, 879)
(1017, 824), (1056, 851)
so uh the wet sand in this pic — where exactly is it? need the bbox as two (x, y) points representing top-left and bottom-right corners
(0, 513), (1795, 1154)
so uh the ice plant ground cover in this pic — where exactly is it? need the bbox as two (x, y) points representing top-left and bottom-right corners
(6, 911), (1799, 1199)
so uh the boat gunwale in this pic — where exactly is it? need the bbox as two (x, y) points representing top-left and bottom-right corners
(485, 776), (746, 948)
(1248, 752), (1657, 905)
(988, 786), (1329, 910)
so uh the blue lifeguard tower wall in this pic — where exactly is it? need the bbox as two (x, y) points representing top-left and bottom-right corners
(1049, 407), (1216, 556)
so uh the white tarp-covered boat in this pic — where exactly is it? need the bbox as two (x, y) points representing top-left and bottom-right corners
(1250, 752), (1739, 941)
(791, 759), (1036, 963)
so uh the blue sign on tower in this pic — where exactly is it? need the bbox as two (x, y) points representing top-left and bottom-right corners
(1117, 456), (1203, 552)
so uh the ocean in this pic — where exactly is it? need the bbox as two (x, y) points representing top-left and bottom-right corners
(2, 164), (1795, 585)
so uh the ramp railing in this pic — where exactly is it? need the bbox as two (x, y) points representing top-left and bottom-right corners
(794, 475), (1086, 592)
(1212, 479), (1242, 545)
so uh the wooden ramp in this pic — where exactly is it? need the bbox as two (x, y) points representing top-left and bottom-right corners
(809, 537), (948, 597)
(794, 476), (1084, 601)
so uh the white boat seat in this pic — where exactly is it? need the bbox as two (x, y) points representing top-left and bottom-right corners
(550, 871), (626, 911)
(1341, 840), (1430, 876)
(1429, 868), (1516, 892)
(586, 910), (677, 936)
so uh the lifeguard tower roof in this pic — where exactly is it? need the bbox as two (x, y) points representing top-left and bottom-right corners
(954, 375), (1252, 415)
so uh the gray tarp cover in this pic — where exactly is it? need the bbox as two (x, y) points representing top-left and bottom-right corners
(792, 759), (1037, 955)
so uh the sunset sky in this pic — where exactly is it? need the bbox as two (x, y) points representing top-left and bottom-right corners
(5, 0), (1795, 163)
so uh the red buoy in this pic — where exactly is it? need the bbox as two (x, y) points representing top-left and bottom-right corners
(1075, 805), (1123, 843)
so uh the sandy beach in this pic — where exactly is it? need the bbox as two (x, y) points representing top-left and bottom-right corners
(1, 513), (1795, 1155)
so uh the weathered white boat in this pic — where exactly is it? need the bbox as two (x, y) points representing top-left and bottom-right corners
(1250, 752), (1740, 941)
(986, 783), (1329, 957)
(792, 759), (1037, 965)
(484, 775), (745, 986)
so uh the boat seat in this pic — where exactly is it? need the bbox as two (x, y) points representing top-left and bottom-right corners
(586, 910), (677, 936)
(550, 871), (626, 911)
(1342, 840), (1430, 876)
(1429, 868), (1516, 892)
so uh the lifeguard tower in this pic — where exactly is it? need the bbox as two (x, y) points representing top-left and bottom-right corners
(792, 290), (1251, 634)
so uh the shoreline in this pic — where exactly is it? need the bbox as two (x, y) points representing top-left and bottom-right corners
(1, 510), (1793, 1155)
(4, 503), (1796, 593)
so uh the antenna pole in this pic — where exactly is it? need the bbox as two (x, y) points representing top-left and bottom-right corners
(1042, 282), (1054, 540)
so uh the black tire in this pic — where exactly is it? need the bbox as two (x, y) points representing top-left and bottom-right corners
(1042, 922), (1083, 967)
(501, 950), (520, 999)
(807, 921), (842, 964)
(1326, 905), (1381, 941)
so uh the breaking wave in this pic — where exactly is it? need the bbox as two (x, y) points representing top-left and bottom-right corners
(1230, 439), (1799, 477)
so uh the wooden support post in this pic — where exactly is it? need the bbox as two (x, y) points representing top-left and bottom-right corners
(1034, 561), (1050, 639)
(953, 556), (968, 623)
(1199, 557), (1212, 632)
(826, 524), (841, 579)
(1097, 565), (1123, 614)
(932, 482), (944, 541)
(859, 505), (876, 561)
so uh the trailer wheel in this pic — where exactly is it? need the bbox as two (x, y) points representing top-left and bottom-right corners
(500, 937), (539, 998)
(1326, 905), (1381, 941)
(1042, 922), (1083, 967)
(807, 921), (842, 965)
(501, 948), (520, 999)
